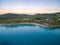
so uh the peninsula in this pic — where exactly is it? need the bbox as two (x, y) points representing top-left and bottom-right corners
(0, 12), (60, 27)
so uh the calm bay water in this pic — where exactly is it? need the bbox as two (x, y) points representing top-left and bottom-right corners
(0, 24), (60, 45)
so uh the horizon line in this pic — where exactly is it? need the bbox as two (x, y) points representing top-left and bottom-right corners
(0, 12), (60, 15)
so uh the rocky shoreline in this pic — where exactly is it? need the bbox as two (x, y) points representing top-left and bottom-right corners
(0, 23), (60, 28)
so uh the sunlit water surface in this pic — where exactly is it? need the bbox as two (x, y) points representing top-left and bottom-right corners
(0, 24), (60, 45)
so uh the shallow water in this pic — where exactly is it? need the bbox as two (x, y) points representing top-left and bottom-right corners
(0, 24), (60, 45)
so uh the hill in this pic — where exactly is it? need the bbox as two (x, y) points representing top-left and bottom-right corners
(0, 12), (60, 27)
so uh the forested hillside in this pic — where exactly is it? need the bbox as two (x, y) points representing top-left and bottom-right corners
(0, 12), (60, 27)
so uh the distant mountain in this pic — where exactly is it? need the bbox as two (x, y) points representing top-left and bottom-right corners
(35, 12), (60, 17)
(0, 12), (60, 19)
(0, 13), (33, 19)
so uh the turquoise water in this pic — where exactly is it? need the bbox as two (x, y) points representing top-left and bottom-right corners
(0, 24), (60, 45)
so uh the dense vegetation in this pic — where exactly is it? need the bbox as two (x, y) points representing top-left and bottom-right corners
(0, 12), (60, 27)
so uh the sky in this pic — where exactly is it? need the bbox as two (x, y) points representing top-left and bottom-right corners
(0, 0), (60, 14)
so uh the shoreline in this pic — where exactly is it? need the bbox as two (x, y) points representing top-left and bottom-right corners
(0, 23), (60, 28)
